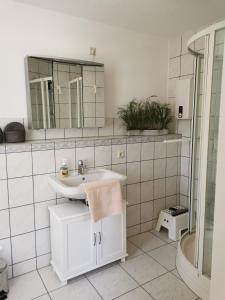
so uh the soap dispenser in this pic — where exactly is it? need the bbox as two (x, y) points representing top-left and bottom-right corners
(59, 159), (69, 177)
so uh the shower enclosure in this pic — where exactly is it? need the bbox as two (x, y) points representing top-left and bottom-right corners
(176, 21), (225, 300)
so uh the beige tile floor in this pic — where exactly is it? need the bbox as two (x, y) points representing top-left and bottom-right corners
(6, 229), (201, 300)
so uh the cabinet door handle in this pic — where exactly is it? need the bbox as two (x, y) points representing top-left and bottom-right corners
(98, 232), (102, 245)
(93, 233), (97, 246)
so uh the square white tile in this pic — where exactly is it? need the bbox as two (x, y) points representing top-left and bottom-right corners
(0, 154), (7, 179)
(95, 145), (111, 167)
(127, 143), (141, 162)
(0, 180), (8, 210)
(141, 181), (154, 202)
(154, 179), (165, 199)
(112, 144), (126, 164)
(127, 225), (141, 238)
(166, 195), (177, 208)
(36, 228), (50, 256)
(149, 244), (177, 271)
(34, 173), (56, 203)
(141, 201), (153, 223)
(35, 294), (51, 300)
(82, 127), (98, 137)
(127, 205), (140, 227)
(127, 162), (140, 184)
(127, 183), (140, 205)
(154, 142), (166, 159)
(141, 160), (153, 181)
(8, 176), (33, 207)
(141, 142), (154, 161)
(35, 200), (56, 229)
(46, 129), (64, 140)
(8, 271), (46, 300)
(141, 221), (153, 233)
(50, 277), (101, 300)
(37, 253), (51, 269)
(154, 159), (166, 179)
(33, 150), (55, 175)
(166, 176), (177, 196)
(39, 266), (67, 292)
(151, 229), (173, 243)
(116, 287), (154, 300)
(0, 210), (10, 239)
(120, 253), (167, 284)
(7, 152), (32, 178)
(127, 240), (143, 259)
(10, 204), (34, 236)
(143, 272), (197, 300)
(166, 157), (178, 177)
(13, 258), (36, 277)
(76, 147), (94, 168)
(87, 265), (138, 300)
(128, 232), (165, 252)
(11, 232), (36, 264)
(166, 142), (178, 157)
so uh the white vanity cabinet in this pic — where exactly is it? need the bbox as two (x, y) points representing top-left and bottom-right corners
(49, 202), (127, 283)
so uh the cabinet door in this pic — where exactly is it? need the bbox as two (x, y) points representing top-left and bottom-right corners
(97, 213), (125, 265)
(66, 214), (97, 276)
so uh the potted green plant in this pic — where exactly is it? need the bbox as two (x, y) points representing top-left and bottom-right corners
(118, 97), (172, 135)
(117, 99), (143, 135)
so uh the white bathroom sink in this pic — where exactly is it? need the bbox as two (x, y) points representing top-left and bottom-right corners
(48, 168), (127, 199)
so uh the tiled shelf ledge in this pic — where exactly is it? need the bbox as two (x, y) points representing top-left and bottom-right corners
(0, 134), (182, 153)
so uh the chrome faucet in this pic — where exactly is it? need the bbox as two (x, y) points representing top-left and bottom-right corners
(78, 160), (85, 175)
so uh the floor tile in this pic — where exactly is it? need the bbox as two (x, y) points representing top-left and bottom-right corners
(8, 271), (46, 300)
(129, 232), (166, 252)
(149, 244), (177, 270)
(143, 272), (197, 300)
(151, 228), (173, 243)
(171, 268), (182, 280)
(50, 277), (101, 300)
(38, 266), (68, 292)
(87, 265), (138, 300)
(116, 287), (154, 300)
(170, 241), (178, 248)
(34, 295), (51, 300)
(120, 253), (167, 285)
(127, 240), (144, 259)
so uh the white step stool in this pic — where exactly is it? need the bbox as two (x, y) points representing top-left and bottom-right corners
(156, 207), (189, 241)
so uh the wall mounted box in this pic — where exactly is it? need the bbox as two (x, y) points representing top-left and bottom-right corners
(49, 202), (127, 284)
(176, 78), (194, 119)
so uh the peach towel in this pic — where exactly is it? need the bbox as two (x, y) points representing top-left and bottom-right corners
(82, 179), (123, 222)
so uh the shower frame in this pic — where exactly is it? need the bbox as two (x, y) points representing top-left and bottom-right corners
(177, 20), (225, 300)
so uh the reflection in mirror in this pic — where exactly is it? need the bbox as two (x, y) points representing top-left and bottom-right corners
(26, 56), (104, 129)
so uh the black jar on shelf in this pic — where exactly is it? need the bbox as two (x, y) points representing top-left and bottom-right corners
(0, 129), (3, 143)
(4, 122), (25, 143)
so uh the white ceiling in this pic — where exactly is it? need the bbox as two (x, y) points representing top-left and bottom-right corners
(14, 0), (225, 36)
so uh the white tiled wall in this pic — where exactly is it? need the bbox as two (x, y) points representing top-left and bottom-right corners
(0, 133), (180, 278)
(167, 31), (197, 207)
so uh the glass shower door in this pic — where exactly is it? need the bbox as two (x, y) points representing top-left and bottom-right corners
(202, 28), (225, 277)
(189, 53), (206, 267)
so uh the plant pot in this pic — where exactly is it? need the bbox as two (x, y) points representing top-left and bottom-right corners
(127, 130), (141, 136)
(142, 129), (169, 136)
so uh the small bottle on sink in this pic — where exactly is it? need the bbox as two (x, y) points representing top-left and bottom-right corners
(59, 159), (69, 177)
